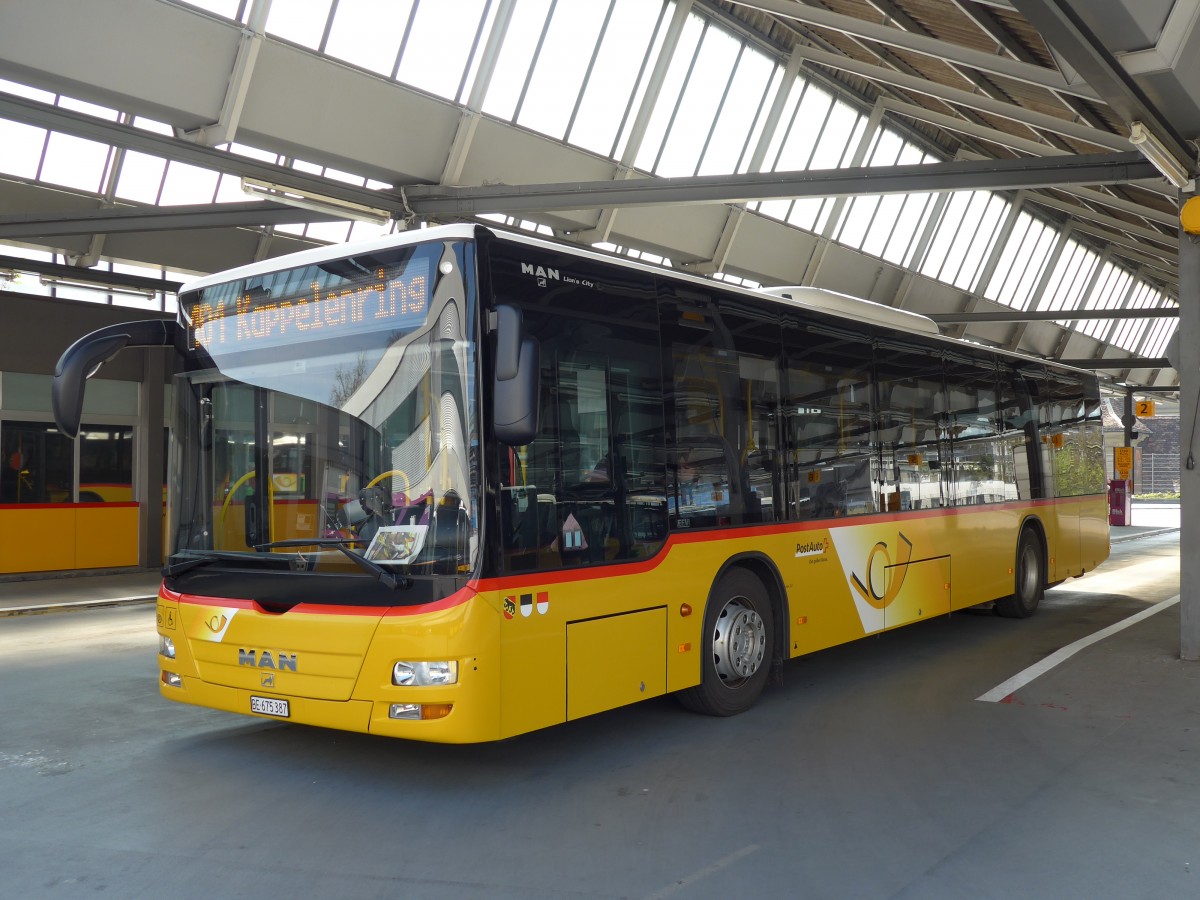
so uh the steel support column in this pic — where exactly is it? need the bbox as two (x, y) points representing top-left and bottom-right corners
(1179, 193), (1200, 660)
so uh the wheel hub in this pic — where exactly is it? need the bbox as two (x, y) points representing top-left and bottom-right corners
(712, 599), (766, 684)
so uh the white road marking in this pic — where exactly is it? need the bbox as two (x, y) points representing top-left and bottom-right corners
(642, 845), (760, 900)
(976, 595), (1180, 702)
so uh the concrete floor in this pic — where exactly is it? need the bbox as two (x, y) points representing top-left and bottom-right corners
(0, 531), (1189, 899)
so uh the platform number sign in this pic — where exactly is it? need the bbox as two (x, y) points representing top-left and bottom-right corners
(1135, 399), (1156, 418)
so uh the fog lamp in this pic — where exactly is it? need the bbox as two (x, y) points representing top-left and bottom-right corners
(161, 671), (182, 688)
(389, 703), (453, 720)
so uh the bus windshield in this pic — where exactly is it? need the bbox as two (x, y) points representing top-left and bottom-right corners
(167, 238), (479, 586)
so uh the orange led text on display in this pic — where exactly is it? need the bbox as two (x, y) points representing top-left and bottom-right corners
(189, 266), (428, 351)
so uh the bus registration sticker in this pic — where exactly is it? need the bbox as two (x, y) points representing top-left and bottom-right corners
(250, 696), (290, 718)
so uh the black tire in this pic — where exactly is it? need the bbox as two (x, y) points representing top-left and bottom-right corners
(995, 528), (1044, 619)
(678, 568), (774, 716)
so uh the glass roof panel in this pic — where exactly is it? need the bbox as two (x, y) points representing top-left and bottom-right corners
(228, 142), (281, 163)
(0, 118), (46, 179)
(983, 209), (1055, 309)
(1080, 262), (1133, 339)
(133, 116), (174, 136)
(887, 194), (938, 267)
(157, 160), (220, 205)
(56, 97), (119, 120)
(115, 150), (168, 204)
(737, 66), (782, 175)
(839, 195), (881, 250)
(175, 0), (244, 20)
(787, 197), (826, 232)
(481, 0), (552, 121)
(518, 1), (608, 140)
(39, 132), (111, 193)
(304, 220), (355, 243)
(1110, 282), (1157, 350)
(213, 173), (254, 203)
(265, 0), (333, 49)
(633, 13), (703, 172)
(864, 197), (910, 260)
(395, 0), (488, 101)
(0, 78), (54, 103)
(654, 24), (740, 176)
(809, 101), (861, 170)
(568, 0), (663, 156)
(1043, 240), (1099, 314)
(325, 0), (414, 76)
(775, 86), (829, 172)
(697, 48), (773, 176)
(1141, 314), (1176, 358)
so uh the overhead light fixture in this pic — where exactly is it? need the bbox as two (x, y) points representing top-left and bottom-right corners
(1129, 121), (1194, 190)
(40, 276), (157, 299)
(241, 177), (393, 226)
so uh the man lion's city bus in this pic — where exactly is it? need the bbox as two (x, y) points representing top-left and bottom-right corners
(53, 224), (1108, 742)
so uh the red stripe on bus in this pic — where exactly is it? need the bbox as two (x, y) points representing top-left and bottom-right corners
(469, 494), (1100, 592)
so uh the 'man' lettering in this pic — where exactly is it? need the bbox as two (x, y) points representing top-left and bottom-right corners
(520, 262), (560, 281)
(238, 649), (298, 671)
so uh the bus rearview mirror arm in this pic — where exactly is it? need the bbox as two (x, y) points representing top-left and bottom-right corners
(53, 320), (179, 439)
(492, 305), (540, 446)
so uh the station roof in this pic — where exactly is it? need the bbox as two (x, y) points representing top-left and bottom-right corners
(0, 0), (1191, 389)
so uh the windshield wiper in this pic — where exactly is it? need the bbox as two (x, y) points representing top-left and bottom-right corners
(254, 539), (412, 589)
(163, 551), (242, 577)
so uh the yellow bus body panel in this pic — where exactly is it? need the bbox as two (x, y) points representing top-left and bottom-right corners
(158, 497), (1108, 743)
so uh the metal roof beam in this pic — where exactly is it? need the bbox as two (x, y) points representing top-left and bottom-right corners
(0, 201), (338, 239)
(1069, 222), (1178, 277)
(948, 0), (1109, 129)
(1055, 357), (1172, 369)
(928, 307), (1177, 324)
(402, 152), (1157, 215)
(878, 99), (1174, 203)
(1008, 0), (1195, 170)
(1027, 193), (1177, 249)
(726, 0), (1099, 101)
(0, 94), (403, 213)
(0, 254), (181, 293)
(791, 44), (1132, 151)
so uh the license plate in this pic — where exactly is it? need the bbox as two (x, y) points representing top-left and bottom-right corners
(250, 696), (290, 718)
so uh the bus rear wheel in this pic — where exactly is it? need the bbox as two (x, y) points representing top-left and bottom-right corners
(678, 568), (773, 716)
(995, 528), (1044, 619)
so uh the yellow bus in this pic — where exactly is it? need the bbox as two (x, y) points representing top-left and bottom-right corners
(53, 224), (1108, 742)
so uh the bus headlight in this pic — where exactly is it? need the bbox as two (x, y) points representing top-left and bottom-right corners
(159, 635), (176, 659)
(392, 660), (458, 686)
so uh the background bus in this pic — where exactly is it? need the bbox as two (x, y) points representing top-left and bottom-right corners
(54, 223), (1108, 742)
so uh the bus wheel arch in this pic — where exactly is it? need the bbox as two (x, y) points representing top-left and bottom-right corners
(995, 519), (1046, 619)
(677, 557), (784, 716)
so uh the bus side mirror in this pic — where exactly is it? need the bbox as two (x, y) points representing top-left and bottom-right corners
(52, 320), (179, 439)
(53, 333), (130, 439)
(493, 305), (540, 446)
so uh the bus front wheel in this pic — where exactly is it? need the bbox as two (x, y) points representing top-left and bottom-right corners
(678, 568), (773, 716)
(995, 528), (1044, 619)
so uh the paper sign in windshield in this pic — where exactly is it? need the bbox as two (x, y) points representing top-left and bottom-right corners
(365, 525), (428, 565)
